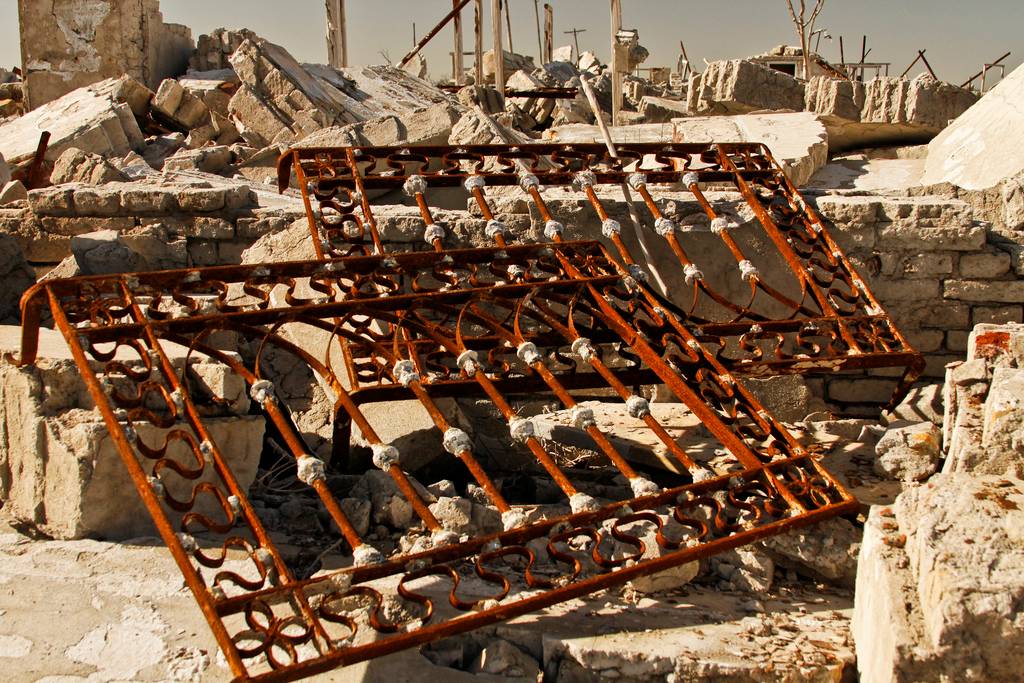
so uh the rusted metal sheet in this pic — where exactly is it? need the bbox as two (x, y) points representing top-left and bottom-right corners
(14, 141), (921, 682)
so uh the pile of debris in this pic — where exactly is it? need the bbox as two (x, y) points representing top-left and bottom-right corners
(0, 1), (1022, 681)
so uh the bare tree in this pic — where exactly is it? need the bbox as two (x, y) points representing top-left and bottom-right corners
(785, 0), (826, 80)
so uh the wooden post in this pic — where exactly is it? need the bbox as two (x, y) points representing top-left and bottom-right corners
(475, 0), (485, 85)
(492, 0), (505, 88)
(610, 0), (622, 126)
(326, 0), (348, 69)
(543, 4), (554, 64)
(453, 0), (465, 83)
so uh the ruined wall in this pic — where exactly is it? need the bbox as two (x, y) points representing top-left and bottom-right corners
(17, 0), (194, 110)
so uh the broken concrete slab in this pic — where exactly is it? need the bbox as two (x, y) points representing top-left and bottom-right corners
(807, 73), (978, 153)
(0, 325), (263, 540)
(546, 112), (828, 187)
(227, 38), (363, 148)
(0, 79), (146, 166)
(51, 147), (129, 185)
(297, 103), (461, 149)
(921, 63), (1024, 191)
(637, 95), (688, 123)
(673, 112), (829, 187)
(17, 0), (194, 109)
(688, 59), (805, 116)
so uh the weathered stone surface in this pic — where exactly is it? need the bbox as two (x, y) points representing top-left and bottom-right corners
(759, 517), (861, 588)
(0, 514), (226, 682)
(0, 234), (35, 322)
(874, 421), (942, 482)
(297, 103), (461, 149)
(689, 59), (805, 116)
(51, 147), (129, 185)
(70, 229), (150, 275)
(922, 63), (1024, 190)
(944, 279), (1024, 304)
(190, 28), (256, 72)
(17, 0), (193, 109)
(0, 79), (146, 165)
(228, 38), (361, 147)
(638, 95), (688, 123)
(0, 326), (263, 540)
(0, 180), (28, 206)
(807, 73), (977, 152)
(979, 366), (1024, 477)
(673, 112), (829, 187)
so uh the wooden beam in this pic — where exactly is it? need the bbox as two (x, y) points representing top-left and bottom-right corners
(453, 0), (465, 83)
(610, 0), (622, 126)
(326, 0), (347, 69)
(543, 4), (554, 64)
(398, 0), (473, 69)
(492, 0), (505, 87)
(475, 0), (485, 85)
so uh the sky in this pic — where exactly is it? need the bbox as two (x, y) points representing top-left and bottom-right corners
(1, 1), (1021, 86)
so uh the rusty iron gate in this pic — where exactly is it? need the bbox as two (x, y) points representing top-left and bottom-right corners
(13, 142), (922, 681)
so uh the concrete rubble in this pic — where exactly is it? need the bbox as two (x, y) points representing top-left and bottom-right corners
(0, 1), (1023, 681)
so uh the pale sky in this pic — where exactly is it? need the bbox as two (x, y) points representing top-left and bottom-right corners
(1, 1), (1021, 85)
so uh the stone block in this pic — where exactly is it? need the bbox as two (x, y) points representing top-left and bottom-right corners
(827, 378), (896, 404)
(973, 305), (1024, 326)
(900, 252), (954, 278)
(874, 421), (942, 482)
(690, 59), (805, 116)
(51, 148), (128, 186)
(958, 251), (1012, 278)
(0, 180), (27, 206)
(897, 474), (1024, 679)
(177, 187), (227, 213)
(29, 185), (78, 216)
(869, 278), (941, 302)
(758, 517), (860, 587)
(0, 327), (262, 540)
(979, 367), (1024, 477)
(17, 0), (193, 109)
(0, 235), (35, 323)
(71, 185), (121, 216)
(120, 186), (177, 214)
(876, 223), (985, 252)
(944, 279), (1024, 304)
(70, 229), (149, 275)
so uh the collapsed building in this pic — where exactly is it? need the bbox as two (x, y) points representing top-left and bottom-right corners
(0, 1), (1022, 682)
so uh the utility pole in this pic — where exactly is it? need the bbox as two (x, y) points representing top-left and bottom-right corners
(326, 0), (347, 68)
(564, 27), (586, 62)
(475, 0), (484, 85)
(491, 0), (505, 87)
(534, 0), (543, 64)
(504, 0), (514, 54)
(543, 4), (554, 64)
(453, 0), (465, 83)
(610, 0), (622, 126)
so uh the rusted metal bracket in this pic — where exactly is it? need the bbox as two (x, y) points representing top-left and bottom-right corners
(14, 141), (921, 682)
